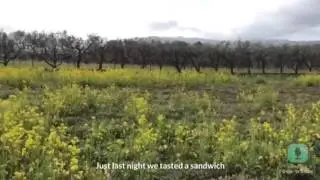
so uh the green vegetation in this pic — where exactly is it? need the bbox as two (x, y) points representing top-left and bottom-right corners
(0, 67), (236, 89)
(294, 75), (320, 87)
(0, 66), (320, 180)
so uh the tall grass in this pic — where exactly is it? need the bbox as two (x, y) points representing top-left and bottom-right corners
(0, 66), (320, 179)
(0, 84), (319, 179)
(294, 74), (320, 86)
(0, 67), (237, 88)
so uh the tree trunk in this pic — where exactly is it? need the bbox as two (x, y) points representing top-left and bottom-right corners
(98, 61), (103, 70)
(76, 61), (80, 68)
(294, 64), (299, 74)
(3, 60), (9, 67)
(181, 59), (187, 70)
(261, 60), (266, 74)
(98, 53), (105, 71)
(190, 58), (200, 73)
(141, 57), (146, 68)
(174, 53), (182, 73)
(228, 59), (235, 75)
(195, 65), (200, 73)
(77, 52), (82, 69)
(159, 64), (163, 71)
(247, 55), (251, 74)
(2, 53), (9, 66)
(120, 53), (126, 69)
(175, 63), (182, 73)
(158, 58), (163, 71)
(230, 67), (234, 75)
(141, 55), (147, 69)
(280, 60), (284, 74)
(214, 57), (219, 71)
(304, 61), (312, 72)
(214, 63), (219, 71)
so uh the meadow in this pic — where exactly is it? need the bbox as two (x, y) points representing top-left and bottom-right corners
(0, 65), (320, 180)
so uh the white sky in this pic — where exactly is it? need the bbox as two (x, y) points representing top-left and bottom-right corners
(0, 0), (311, 40)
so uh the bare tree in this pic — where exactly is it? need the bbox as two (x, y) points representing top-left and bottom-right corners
(0, 31), (25, 66)
(87, 35), (108, 71)
(123, 39), (139, 67)
(137, 40), (153, 69)
(300, 45), (313, 72)
(171, 41), (190, 73)
(39, 31), (72, 69)
(61, 34), (94, 68)
(219, 41), (236, 74)
(252, 42), (269, 74)
(155, 41), (168, 71)
(185, 42), (204, 73)
(25, 31), (45, 67)
(3, 27), (320, 74)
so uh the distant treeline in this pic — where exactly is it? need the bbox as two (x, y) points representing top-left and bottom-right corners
(1, 30), (320, 74)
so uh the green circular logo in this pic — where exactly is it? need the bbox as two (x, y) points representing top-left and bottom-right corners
(287, 144), (309, 164)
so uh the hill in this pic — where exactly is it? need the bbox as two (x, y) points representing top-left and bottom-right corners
(142, 36), (320, 45)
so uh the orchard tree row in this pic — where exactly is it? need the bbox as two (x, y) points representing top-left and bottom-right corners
(1, 30), (320, 74)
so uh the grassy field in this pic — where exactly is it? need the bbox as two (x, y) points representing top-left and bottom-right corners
(0, 66), (320, 180)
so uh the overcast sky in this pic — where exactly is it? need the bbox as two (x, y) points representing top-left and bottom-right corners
(0, 0), (319, 40)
